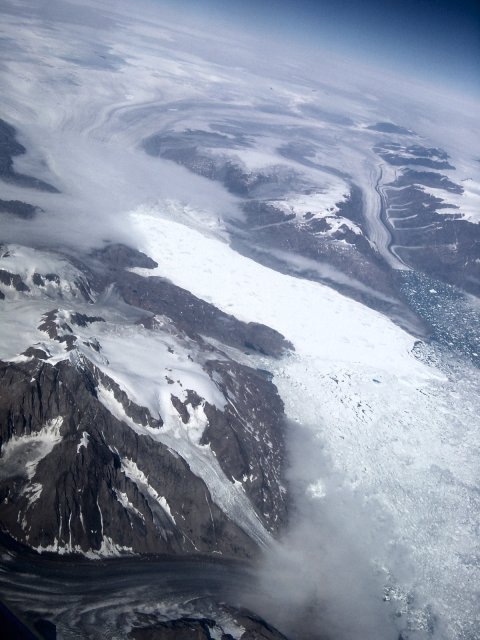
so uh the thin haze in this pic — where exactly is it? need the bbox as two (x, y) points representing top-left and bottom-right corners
(171, 0), (480, 96)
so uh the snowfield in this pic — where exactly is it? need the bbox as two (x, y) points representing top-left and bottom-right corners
(268, 187), (363, 237)
(131, 202), (480, 639)
(131, 204), (430, 377)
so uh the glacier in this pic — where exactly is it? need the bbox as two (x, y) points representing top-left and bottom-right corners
(0, 0), (479, 638)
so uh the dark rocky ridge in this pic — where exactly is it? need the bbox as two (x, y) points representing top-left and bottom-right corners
(374, 141), (455, 170)
(0, 198), (41, 219)
(238, 185), (383, 273)
(373, 145), (480, 296)
(203, 359), (285, 532)
(366, 122), (414, 135)
(91, 243), (159, 270)
(118, 271), (292, 358)
(393, 169), (463, 193)
(0, 118), (59, 192)
(144, 131), (302, 199)
(0, 269), (30, 292)
(0, 244), (95, 302)
(88, 242), (292, 358)
(129, 611), (290, 640)
(389, 193), (480, 295)
(32, 272), (61, 287)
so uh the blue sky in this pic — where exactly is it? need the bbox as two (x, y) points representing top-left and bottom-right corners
(172, 0), (480, 96)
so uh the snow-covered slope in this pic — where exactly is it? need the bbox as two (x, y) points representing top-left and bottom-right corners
(0, 241), (289, 558)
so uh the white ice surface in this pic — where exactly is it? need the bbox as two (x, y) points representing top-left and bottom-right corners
(131, 204), (430, 378)
(269, 184), (354, 233)
(130, 203), (479, 638)
(85, 321), (226, 419)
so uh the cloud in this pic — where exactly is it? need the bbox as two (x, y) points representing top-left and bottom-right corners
(246, 421), (400, 640)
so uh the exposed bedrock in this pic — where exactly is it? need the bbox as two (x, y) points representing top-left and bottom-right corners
(0, 358), (264, 558)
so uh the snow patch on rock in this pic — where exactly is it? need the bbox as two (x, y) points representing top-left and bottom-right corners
(76, 431), (89, 453)
(121, 458), (176, 525)
(0, 417), (64, 482)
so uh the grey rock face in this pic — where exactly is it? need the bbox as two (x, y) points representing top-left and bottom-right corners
(393, 169), (462, 194)
(0, 240), (290, 558)
(0, 118), (25, 173)
(373, 144), (480, 295)
(0, 247), (94, 302)
(228, 610), (291, 640)
(116, 271), (292, 358)
(144, 131), (302, 199)
(0, 269), (30, 292)
(202, 360), (286, 533)
(129, 611), (291, 640)
(0, 357), (260, 558)
(92, 243), (158, 270)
